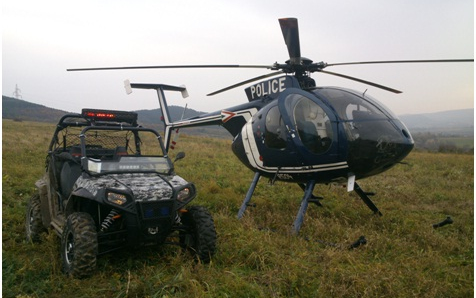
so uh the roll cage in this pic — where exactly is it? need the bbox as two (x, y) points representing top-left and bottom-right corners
(46, 109), (172, 189)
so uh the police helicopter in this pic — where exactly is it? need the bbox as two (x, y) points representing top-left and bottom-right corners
(68, 18), (473, 234)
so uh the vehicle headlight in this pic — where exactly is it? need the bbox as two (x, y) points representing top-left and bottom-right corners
(177, 188), (191, 202)
(107, 192), (128, 206)
(176, 184), (196, 208)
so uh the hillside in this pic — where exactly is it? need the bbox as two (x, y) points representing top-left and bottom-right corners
(399, 109), (474, 135)
(2, 95), (203, 124)
(2, 96), (231, 138)
(2, 96), (67, 123)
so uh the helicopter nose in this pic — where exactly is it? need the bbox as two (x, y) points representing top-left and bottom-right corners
(346, 119), (414, 178)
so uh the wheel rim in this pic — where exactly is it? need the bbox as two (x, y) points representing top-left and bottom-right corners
(64, 232), (75, 265)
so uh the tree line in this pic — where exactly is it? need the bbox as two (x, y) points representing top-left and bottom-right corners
(412, 132), (473, 154)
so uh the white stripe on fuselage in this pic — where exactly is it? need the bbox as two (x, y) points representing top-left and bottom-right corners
(243, 120), (263, 168)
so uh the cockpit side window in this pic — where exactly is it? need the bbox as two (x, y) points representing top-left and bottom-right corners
(292, 95), (333, 154)
(264, 106), (287, 149)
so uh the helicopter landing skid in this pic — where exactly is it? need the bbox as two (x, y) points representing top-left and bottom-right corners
(298, 183), (323, 207)
(237, 172), (261, 219)
(353, 182), (383, 216)
(237, 175), (382, 235)
(292, 180), (317, 234)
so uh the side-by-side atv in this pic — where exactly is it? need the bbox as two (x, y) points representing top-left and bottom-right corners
(25, 109), (217, 278)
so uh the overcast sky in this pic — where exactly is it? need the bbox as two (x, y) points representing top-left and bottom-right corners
(2, 0), (474, 116)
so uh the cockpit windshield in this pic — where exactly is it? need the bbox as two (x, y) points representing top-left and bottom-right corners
(313, 88), (392, 121)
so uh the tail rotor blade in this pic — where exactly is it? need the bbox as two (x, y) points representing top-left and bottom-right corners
(279, 18), (301, 62)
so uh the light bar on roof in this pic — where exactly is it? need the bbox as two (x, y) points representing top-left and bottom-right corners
(81, 108), (138, 124)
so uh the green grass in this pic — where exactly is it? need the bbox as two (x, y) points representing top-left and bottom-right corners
(3, 119), (474, 297)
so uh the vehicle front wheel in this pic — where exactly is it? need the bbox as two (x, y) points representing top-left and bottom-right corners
(179, 206), (217, 263)
(61, 212), (98, 278)
(25, 193), (46, 243)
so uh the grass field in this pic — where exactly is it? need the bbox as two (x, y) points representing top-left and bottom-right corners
(2, 119), (474, 297)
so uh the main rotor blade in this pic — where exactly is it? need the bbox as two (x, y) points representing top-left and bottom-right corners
(327, 59), (474, 67)
(207, 71), (284, 96)
(279, 18), (301, 62)
(67, 64), (273, 72)
(320, 70), (402, 94)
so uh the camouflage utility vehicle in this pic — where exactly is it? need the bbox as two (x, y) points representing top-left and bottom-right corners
(25, 109), (217, 278)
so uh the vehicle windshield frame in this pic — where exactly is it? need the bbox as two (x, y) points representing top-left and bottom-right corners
(78, 126), (172, 175)
(86, 156), (172, 175)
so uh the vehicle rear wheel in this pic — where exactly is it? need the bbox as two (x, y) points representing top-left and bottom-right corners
(61, 212), (98, 278)
(25, 193), (46, 243)
(179, 206), (217, 263)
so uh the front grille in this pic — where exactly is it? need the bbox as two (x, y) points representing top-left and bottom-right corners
(138, 200), (175, 220)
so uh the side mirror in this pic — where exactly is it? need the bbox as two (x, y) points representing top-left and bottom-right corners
(173, 152), (186, 163)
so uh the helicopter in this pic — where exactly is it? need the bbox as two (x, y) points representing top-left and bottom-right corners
(68, 18), (473, 234)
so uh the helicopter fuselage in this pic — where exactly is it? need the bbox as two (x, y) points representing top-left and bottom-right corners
(128, 76), (414, 187)
(229, 78), (414, 184)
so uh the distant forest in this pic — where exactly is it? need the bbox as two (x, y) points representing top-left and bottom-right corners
(412, 132), (473, 154)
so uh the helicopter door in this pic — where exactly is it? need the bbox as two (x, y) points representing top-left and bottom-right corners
(278, 89), (337, 161)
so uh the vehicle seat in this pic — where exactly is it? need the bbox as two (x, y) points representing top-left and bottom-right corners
(60, 161), (82, 200)
(297, 119), (319, 146)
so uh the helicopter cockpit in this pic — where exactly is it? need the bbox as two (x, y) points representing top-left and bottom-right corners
(264, 91), (335, 155)
(245, 88), (340, 170)
(312, 87), (414, 178)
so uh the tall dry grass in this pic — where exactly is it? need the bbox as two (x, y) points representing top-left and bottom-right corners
(3, 119), (473, 297)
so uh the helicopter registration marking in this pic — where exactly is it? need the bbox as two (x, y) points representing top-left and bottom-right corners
(249, 77), (286, 99)
(276, 173), (294, 180)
